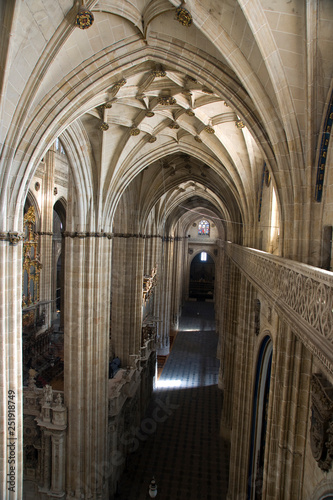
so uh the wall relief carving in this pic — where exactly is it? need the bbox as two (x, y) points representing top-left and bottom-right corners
(226, 243), (333, 373)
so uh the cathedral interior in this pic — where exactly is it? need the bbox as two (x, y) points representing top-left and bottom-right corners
(1, 0), (333, 499)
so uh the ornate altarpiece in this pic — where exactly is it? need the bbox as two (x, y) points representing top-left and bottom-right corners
(22, 207), (42, 329)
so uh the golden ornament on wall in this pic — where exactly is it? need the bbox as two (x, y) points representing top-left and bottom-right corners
(152, 69), (166, 78)
(130, 128), (140, 136)
(100, 122), (109, 131)
(176, 7), (192, 27)
(158, 96), (176, 106)
(204, 126), (215, 134)
(236, 120), (245, 129)
(75, 9), (94, 29)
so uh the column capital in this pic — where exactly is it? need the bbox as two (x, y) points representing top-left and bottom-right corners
(0, 231), (24, 244)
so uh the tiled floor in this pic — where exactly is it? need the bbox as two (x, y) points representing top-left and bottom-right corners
(115, 301), (229, 499)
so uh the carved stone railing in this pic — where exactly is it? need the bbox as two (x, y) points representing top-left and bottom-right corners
(225, 242), (333, 373)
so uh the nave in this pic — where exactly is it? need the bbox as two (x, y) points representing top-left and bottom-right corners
(115, 301), (229, 500)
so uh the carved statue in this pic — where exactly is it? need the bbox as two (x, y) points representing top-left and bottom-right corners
(43, 385), (53, 404)
(54, 393), (63, 408)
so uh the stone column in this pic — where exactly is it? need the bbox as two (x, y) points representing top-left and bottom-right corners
(155, 238), (174, 355)
(265, 324), (311, 500)
(110, 235), (144, 366)
(50, 433), (65, 495)
(39, 145), (56, 328)
(226, 276), (256, 499)
(169, 237), (184, 331)
(0, 235), (23, 500)
(219, 257), (241, 440)
(42, 432), (52, 491)
(64, 233), (111, 499)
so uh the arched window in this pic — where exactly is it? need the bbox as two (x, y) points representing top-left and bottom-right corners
(198, 219), (210, 236)
(55, 137), (65, 155)
(200, 252), (207, 262)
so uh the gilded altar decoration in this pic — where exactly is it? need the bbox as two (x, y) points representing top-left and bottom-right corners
(23, 311), (35, 328)
(22, 207), (42, 308)
(143, 267), (158, 303)
(310, 373), (333, 471)
(100, 121), (109, 131)
(158, 96), (176, 106)
(75, 9), (94, 29)
(176, 6), (192, 27)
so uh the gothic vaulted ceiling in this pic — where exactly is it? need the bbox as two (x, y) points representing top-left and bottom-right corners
(1, 0), (333, 245)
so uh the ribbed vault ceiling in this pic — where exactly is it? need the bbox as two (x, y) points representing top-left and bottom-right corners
(81, 61), (259, 240)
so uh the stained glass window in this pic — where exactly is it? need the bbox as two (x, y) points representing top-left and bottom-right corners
(198, 219), (210, 236)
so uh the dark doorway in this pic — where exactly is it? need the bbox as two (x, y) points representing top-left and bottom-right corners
(189, 252), (215, 300)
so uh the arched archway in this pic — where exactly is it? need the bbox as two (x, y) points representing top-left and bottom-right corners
(189, 251), (215, 301)
(52, 199), (66, 330)
(248, 335), (273, 499)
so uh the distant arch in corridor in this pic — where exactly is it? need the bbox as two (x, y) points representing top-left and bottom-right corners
(189, 251), (215, 301)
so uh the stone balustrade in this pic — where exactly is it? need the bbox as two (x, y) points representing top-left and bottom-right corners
(225, 242), (333, 373)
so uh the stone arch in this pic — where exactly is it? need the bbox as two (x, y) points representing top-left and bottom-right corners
(2, 41), (291, 232)
(53, 197), (67, 230)
(310, 480), (333, 500)
(248, 334), (273, 499)
(188, 250), (216, 301)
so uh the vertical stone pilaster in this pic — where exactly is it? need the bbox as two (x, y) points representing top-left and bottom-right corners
(51, 432), (65, 495)
(42, 432), (51, 491)
(111, 235), (144, 366)
(170, 237), (184, 331)
(155, 238), (174, 355)
(265, 324), (312, 499)
(219, 257), (241, 440)
(0, 239), (23, 500)
(64, 235), (111, 499)
(227, 276), (256, 499)
(39, 145), (56, 327)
